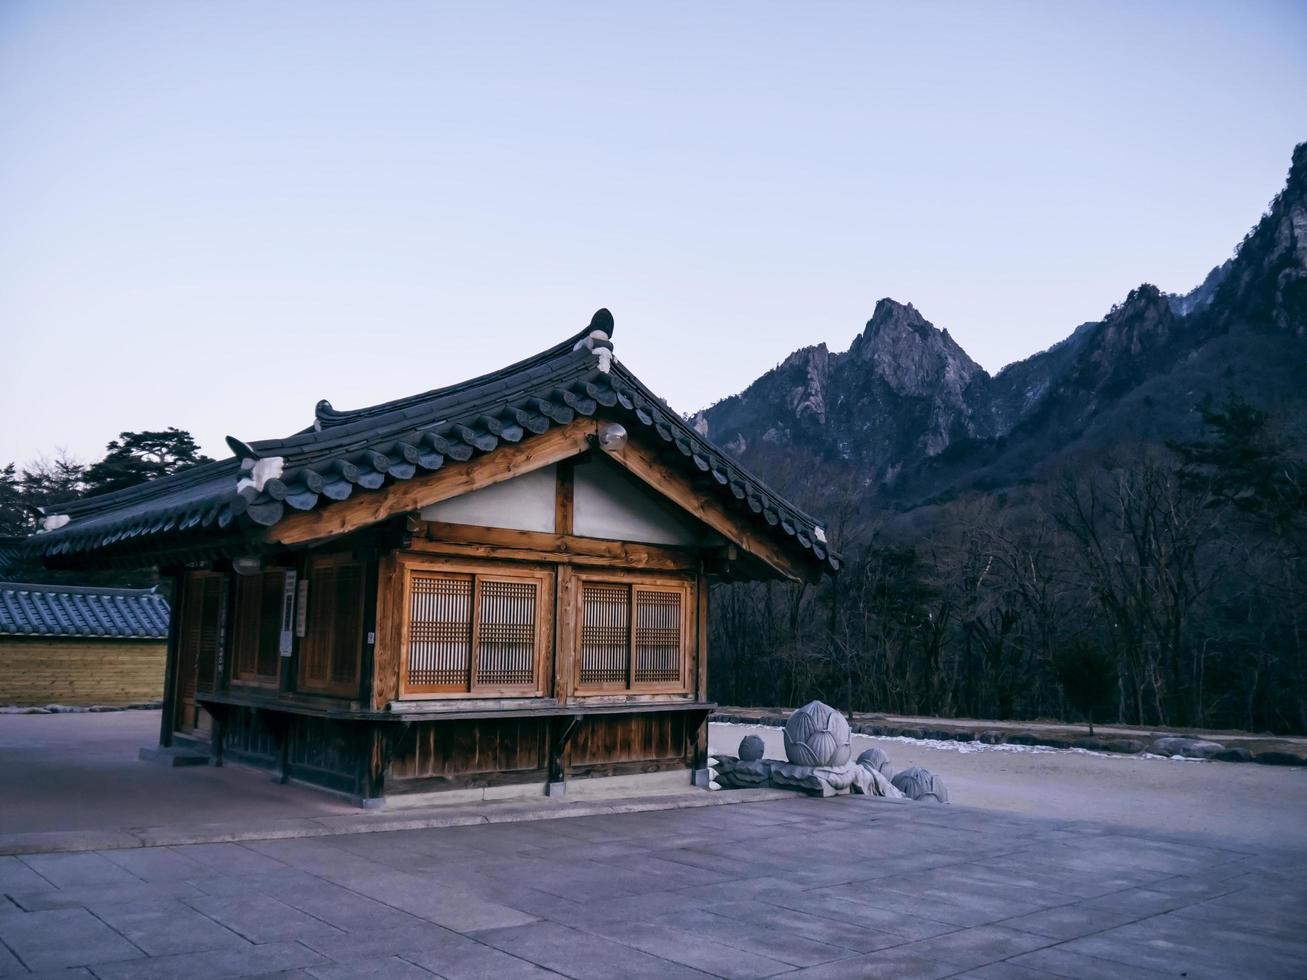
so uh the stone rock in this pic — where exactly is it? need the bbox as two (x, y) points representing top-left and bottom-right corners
(1106, 738), (1148, 754)
(710, 756), (774, 789)
(856, 747), (893, 778)
(1072, 737), (1112, 752)
(769, 761), (904, 799)
(1213, 747), (1254, 763)
(859, 765), (905, 799)
(783, 701), (851, 767)
(979, 731), (1006, 744)
(738, 735), (765, 761)
(891, 765), (950, 803)
(1149, 736), (1225, 759)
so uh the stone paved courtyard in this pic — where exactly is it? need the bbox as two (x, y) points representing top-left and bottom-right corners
(1, 794), (1304, 979)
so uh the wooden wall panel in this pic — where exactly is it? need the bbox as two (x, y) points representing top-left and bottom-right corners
(193, 574), (225, 695)
(284, 714), (361, 793)
(0, 638), (165, 705)
(565, 711), (691, 767)
(298, 556), (367, 697)
(388, 717), (547, 781)
(221, 704), (279, 768)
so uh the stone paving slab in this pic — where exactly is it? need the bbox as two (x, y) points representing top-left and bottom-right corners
(0, 789), (792, 857)
(0, 795), (1305, 978)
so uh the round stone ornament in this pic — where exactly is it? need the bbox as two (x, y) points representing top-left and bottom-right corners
(856, 746), (893, 778)
(783, 701), (852, 768)
(738, 734), (765, 761)
(890, 765), (950, 803)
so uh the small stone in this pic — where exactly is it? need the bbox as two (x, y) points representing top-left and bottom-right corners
(891, 765), (950, 803)
(856, 747), (893, 778)
(738, 734), (765, 761)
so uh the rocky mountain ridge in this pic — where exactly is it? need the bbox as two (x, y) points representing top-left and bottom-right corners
(695, 143), (1307, 508)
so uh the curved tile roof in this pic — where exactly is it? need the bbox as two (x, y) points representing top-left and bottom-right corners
(0, 581), (170, 639)
(26, 312), (839, 575)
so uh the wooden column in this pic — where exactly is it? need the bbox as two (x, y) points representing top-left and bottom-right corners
(554, 565), (577, 704)
(371, 553), (404, 709)
(157, 570), (184, 748)
(694, 572), (710, 784)
(554, 459), (574, 535)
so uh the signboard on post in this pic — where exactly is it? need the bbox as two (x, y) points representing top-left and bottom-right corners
(279, 570), (298, 656)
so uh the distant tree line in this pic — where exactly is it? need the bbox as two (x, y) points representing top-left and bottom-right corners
(0, 429), (211, 574)
(709, 393), (1307, 735)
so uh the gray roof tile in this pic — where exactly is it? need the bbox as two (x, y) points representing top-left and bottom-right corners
(25, 312), (839, 575)
(0, 581), (170, 639)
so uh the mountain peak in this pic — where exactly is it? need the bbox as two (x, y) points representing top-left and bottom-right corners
(694, 142), (1306, 507)
(847, 298), (983, 396)
(861, 297), (930, 340)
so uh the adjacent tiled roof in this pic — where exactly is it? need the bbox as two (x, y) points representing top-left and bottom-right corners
(26, 312), (839, 575)
(0, 581), (170, 639)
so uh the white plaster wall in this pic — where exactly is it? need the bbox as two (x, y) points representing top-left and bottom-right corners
(420, 464), (556, 532)
(573, 460), (702, 546)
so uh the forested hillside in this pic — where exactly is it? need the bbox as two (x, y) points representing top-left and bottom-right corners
(703, 143), (1307, 734)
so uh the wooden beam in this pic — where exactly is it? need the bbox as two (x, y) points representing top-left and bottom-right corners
(268, 419), (598, 548)
(411, 521), (699, 571)
(554, 458), (575, 535)
(603, 440), (811, 582)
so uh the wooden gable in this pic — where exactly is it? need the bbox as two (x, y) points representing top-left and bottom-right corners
(266, 417), (813, 581)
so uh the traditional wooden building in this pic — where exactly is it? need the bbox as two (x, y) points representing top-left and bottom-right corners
(26, 312), (839, 805)
(0, 580), (170, 706)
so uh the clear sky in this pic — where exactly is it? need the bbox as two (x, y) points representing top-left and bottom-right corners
(2, 1), (1304, 466)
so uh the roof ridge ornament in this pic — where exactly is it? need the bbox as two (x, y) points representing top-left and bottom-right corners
(573, 308), (615, 373)
(312, 400), (332, 431)
(31, 505), (71, 533)
(228, 436), (285, 494)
